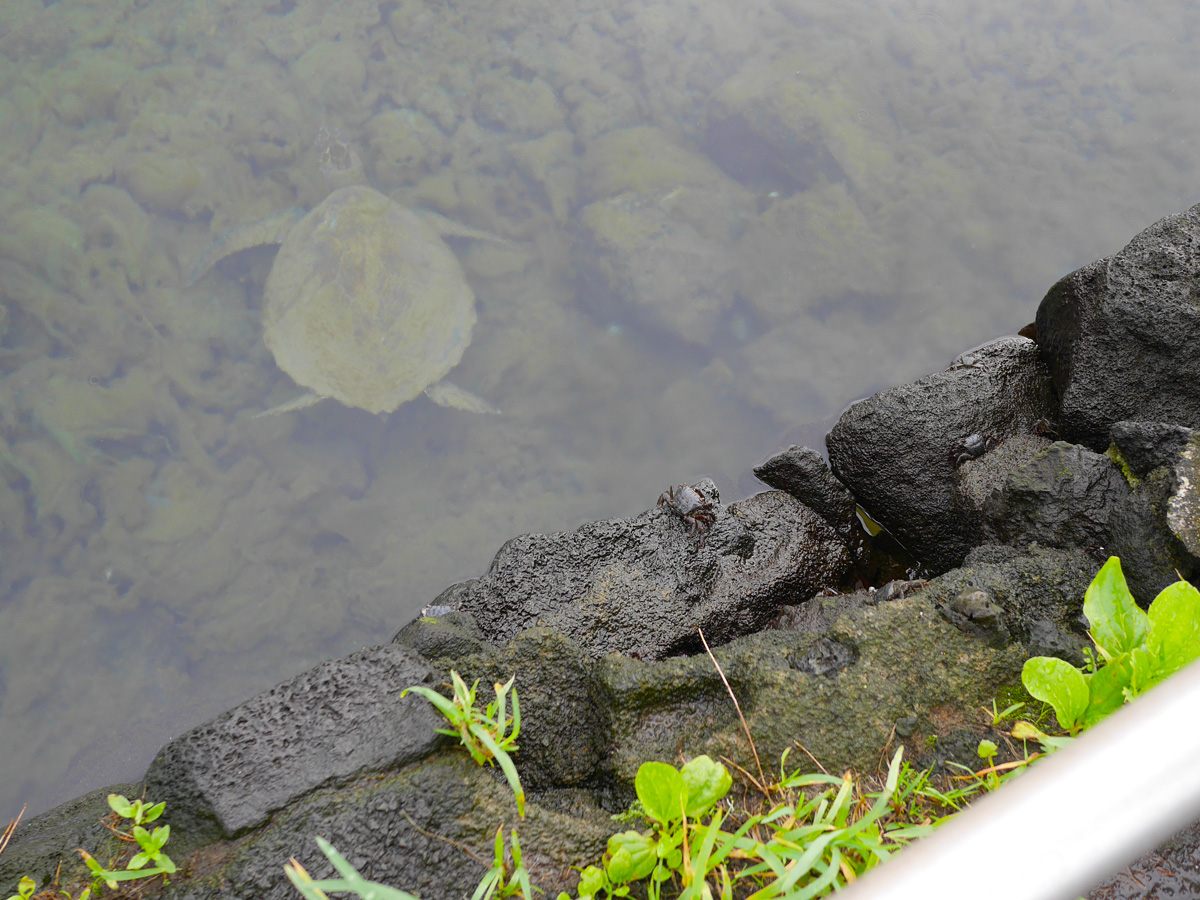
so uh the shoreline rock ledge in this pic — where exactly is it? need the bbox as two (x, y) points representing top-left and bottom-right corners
(5, 202), (1200, 900)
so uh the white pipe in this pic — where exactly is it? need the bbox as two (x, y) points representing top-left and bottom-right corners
(843, 657), (1200, 900)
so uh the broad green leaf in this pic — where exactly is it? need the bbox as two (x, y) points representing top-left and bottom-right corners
(1021, 656), (1088, 731)
(143, 801), (166, 823)
(1128, 645), (1159, 696)
(1083, 661), (1129, 726)
(635, 762), (686, 826)
(128, 852), (151, 871)
(1083, 557), (1148, 661)
(1147, 579), (1200, 681)
(577, 866), (605, 897)
(606, 831), (657, 883)
(107, 794), (134, 818)
(151, 824), (170, 850)
(680, 756), (731, 817)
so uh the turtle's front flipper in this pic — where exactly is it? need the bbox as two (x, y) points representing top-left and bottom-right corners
(252, 391), (326, 418)
(186, 207), (307, 287)
(416, 209), (513, 246)
(424, 380), (499, 414)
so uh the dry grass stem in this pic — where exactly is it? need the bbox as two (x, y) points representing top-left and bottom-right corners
(0, 805), (24, 858)
(697, 627), (768, 793)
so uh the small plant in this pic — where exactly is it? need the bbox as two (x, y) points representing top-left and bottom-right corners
(77, 794), (177, 891)
(559, 748), (922, 900)
(563, 754), (747, 900)
(402, 672), (525, 817)
(1018, 556), (1200, 734)
(286, 836), (420, 900)
(6, 877), (36, 900)
(979, 698), (1025, 727)
(472, 827), (534, 900)
(106, 795), (166, 829)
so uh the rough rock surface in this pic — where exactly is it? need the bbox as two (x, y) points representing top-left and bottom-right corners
(1169, 431), (1200, 559)
(1110, 420), (1195, 477)
(1104, 425), (1200, 601)
(1035, 201), (1200, 449)
(0, 782), (141, 892)
(598, 572), (1028, 785)
(982, 441), (1131, 553)
(174, 753), (610, 900)
(827, 336), (1056, 573)
(142, 644), (447, 843)
(398, 627), (611, 791)
(452, 483), (853, 660)
(924, 544), (1096, 666)
(752, 444), (858, 537)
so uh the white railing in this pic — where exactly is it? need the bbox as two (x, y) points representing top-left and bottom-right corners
(842, 656), (1200, 900)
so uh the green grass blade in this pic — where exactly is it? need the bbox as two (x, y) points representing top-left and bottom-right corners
(471, 725), (526, 817)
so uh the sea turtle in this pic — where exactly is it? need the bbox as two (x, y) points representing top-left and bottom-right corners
(189, 127), (499, 417)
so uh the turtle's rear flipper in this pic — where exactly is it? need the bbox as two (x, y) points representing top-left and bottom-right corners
(425, 380), (499, 414)
(252, 391), (325, 418)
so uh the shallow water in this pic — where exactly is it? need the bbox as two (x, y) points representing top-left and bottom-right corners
(0, 0), (1197, 821)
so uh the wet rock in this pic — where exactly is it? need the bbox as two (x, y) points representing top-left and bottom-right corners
(142, 644), (447, 844)
(598, 575), (1026, 784)
(706, 59), (849, 195)
(176, 753), (610, 900)
(1168, 431), (1200, 560)
(1110, 420), (1194, 477)
(1035, 201), (1200, 449)
(0, 781), (141, 893)
(787, 636), (857, 676)
(455, 482), (852, 661)
(940, 588), (1010, 649)
(753, 444), (857, 537)
(925, 544), (1095, 667)
(574, 126), (754, 347)
(982, 441), (1130, 552)
(826, 336), (1056, 573)
(417, 629), (610, 791)
(734, 183), (896, 325)
(393, 607), (491, 660)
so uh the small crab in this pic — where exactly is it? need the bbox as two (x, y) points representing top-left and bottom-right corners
(952, 432), (998, 468)
(657, 483), (717, 548)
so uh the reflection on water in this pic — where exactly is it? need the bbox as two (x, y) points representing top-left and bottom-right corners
(0, 0), (1198, 819)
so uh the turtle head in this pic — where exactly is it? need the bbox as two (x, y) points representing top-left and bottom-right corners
(314, 126), (366, 190)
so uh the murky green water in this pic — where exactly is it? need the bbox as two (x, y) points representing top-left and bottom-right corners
(0, 0), (1196, 820)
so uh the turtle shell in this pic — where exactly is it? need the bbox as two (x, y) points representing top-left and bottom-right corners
(262, 185), (477, 415)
